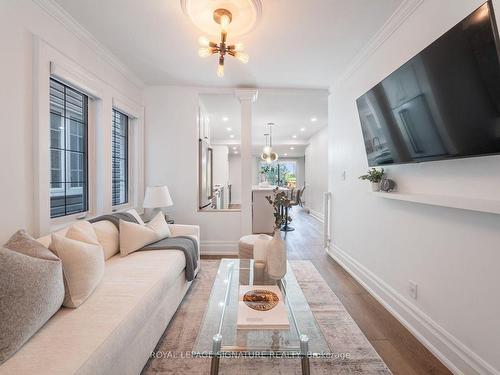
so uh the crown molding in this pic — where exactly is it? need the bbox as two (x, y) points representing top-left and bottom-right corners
(334, 0), (424, 88)
(32, 0), (144, 89)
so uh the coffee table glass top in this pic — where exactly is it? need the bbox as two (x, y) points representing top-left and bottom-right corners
(192, 259), (331, 356)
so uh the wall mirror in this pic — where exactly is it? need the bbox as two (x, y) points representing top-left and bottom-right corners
(198, 94), (241, 211)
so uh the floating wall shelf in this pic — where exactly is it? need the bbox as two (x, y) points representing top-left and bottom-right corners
(372, 191), (500, 215)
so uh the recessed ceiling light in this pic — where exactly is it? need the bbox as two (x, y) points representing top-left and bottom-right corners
(292, 134), (297, 139)
(222, 116), (229, 122)
(234, 151), (238, 154)
(290, 147), (295, 150)
(284, 153), (288, 156)
(226, 127), (232, 131)
(232, 146), (237, 150)
(310, 117), (317, 122)
(229, 134), (235, 138)
(300, 128), (306, 132)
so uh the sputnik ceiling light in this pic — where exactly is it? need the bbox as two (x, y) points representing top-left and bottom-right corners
(198, 9), (249, 77)
(260, 123), (278, 164)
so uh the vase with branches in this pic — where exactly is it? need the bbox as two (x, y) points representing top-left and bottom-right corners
(265, 187), (292, 231)
(264, 187), (289, 279)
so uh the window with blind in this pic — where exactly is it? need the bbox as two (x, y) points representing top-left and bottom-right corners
(112, 109), (129, 206)
(49, 78), (88, 218)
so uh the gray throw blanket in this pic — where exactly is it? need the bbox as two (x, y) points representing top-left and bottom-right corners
(89, 212), (138, 228)
(90, 213), (199, 281)
(141, 236), (198, 281)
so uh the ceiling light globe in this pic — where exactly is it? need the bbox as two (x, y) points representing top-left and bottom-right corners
(220, 15), (230, 30)
(198, 47), (212, 58)
(198, 36), (210, 47)
(217, 64), (224, 77)
(235, 52), (249, 64)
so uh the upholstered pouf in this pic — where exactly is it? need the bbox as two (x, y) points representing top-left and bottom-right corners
(238, 234), (272, 259)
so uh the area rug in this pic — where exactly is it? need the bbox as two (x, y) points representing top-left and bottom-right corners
(142, 260), (391, 374)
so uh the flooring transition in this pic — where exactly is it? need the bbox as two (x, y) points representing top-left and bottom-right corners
(203, 208), (452, 375)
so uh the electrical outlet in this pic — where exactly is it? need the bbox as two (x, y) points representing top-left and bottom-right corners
(408, 280), (418, 300)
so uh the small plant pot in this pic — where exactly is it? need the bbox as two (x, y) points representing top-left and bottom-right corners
(371, 182), (380, 192)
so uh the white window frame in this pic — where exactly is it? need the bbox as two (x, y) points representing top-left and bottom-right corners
(33, 37), (144, 236)
(111, 97), (144, 213)
(49, 78), (89, 218)
(111, 106), (132, 212)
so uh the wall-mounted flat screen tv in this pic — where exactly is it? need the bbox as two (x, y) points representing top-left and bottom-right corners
(356, 1), (500, 166)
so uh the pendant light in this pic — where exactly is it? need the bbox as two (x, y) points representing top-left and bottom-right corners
(260, 123), (278, 163)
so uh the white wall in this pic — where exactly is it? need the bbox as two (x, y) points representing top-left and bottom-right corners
(228, 154), (241, 204)
(0, 0), (143, 243)
(144, 86), (241, 254)
(328, 0), (500, 373)
(305, 127), (328, 221)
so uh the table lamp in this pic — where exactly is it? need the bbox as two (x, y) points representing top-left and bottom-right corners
(143, 185), (173, 221)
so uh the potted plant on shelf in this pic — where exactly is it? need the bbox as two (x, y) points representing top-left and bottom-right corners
(359, 168), (385, 191)
(265, 187), (291, 279)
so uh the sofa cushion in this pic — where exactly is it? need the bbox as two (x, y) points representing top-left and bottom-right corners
(0, 231), (64, 364)
(51, 233), (105, 308)
(0, 250), (186, 374)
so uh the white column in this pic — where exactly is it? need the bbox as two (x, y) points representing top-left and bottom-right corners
(235, 89), (258, 235)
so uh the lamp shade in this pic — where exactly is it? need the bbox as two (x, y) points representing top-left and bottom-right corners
(143, 186), (173, 208)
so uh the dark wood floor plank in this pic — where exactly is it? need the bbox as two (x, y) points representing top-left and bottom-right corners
(201, 207), (452, 374)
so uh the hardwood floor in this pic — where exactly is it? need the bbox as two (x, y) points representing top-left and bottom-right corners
(202, 207), (452, 375)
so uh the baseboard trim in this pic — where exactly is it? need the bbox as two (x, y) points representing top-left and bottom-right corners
(307, 208), (324, 223)
(201, 241), (239, 256)
(327, 244), (499, 375)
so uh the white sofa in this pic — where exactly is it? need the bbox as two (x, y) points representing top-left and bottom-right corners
(0, 221), (200, 375)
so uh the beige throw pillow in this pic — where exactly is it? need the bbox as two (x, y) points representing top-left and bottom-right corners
(50, 233), (104, 308)
(119, 212), (171, 256)
(92, 221), (119, 260)
(147, 211), (171, 238)
(65, 221), (100, 246)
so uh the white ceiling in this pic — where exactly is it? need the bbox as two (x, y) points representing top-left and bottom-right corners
(200, 89), (327, 157)
(54, 0), (402, 88)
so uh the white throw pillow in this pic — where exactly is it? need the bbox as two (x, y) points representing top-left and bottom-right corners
(50, 233), (104, 308)
(119, 212), (171, 256)
(126, 208), (145, 225)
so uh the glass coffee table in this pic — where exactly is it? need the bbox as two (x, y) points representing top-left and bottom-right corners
(192, 259), (331, 375)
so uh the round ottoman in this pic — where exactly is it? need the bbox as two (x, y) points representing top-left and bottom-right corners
(238, 234), (272, 259)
